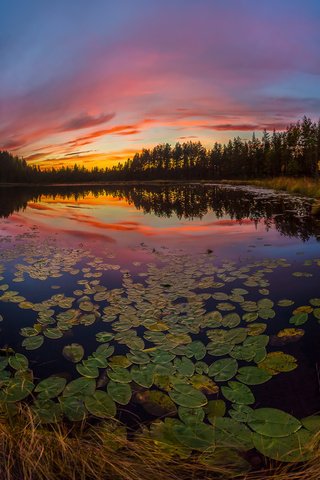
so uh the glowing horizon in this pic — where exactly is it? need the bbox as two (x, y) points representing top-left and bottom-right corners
(1, 0), (320, 169)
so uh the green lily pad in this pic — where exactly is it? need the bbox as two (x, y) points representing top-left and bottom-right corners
(229, 404), (254, 422)
(252, 429), (312, 462)
(35, 376), (67, 399)
(301, 415), (320, 432)
(212, 416), (254, 450)
(59, 396), (86, 421)
(221, 313), (241, 328)
(208, 358), (238, 382)
(186, 341), (206, 360)
(172, 421), (215, 451)
(131, 364), (155, 387)
(169, 384), (207, 408)
(221, 381), (255, 405)
(108, 367), (131, 384)
(289, 312), (309, 326)
(22, 335), (44, 350)
(76, 363), (99, 378)
(178, 406), (205, 424)
(174, 357), (195, 377)
(107, 381), (132, 405)
(206, 400), (226, 422)
(62, 343), (84, 363)
(32, 399), (62, 423)
(96, 332), (114, 343)
(248, 408), (301, 437)
(85, 391), (116, 417)
(237, 366), (271, 385)
(8, 353), (28, 370)
(63, 377), (96, 398)
(0, 378), (34, 402)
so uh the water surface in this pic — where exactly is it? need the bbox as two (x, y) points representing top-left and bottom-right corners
(1, 183), (320, 433)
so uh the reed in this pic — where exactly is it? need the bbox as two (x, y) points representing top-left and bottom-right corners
(0, 405), (319, 480)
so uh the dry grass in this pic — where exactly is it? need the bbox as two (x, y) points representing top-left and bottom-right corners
(0, 406), (320, 480)
(219, 177), (320, 200)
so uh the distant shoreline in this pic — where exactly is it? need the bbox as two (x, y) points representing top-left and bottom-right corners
(0, 177), (319, 200)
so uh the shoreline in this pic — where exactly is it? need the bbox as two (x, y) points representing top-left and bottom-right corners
(1, 176), (320, 200)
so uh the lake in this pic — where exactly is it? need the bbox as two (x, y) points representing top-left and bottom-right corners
(1, 183), (320, 461)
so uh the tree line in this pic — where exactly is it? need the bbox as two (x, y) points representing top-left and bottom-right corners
(1, 116), (320, 183)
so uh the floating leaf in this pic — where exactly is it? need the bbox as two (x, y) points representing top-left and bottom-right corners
(248, 408), (301, 437)
(136, 390), (177, 416)
(35, 377), (67, 399)
(174, 357), (195, 377)
(0, 378), (34, 402)
(289, 312), (308, 326)
(96, 332), (114, 343)
(189, 374), (219, 395)
(212, 417), (253, 450)
(252, 429), (312, 462)
(172, 421), (215, 451)
(32, 399), (62, 423)
(107, 381), (131, 405)
(59, 396), (86, 421)
(62, 343), (84, 363)
(85, 391), (116, 417)
(63, 377), (96, 398)
(131, 364), (155, 388)
(258, 351), (297, 375)
(22, 335), (44, 350)
(221, 381), (254, 405)
(208, 358), (238, 382)
(229, 404), (254, 422)
(169, 384), (207, 408)
(206, 400), (226, 422)
(237, 366), (271, 385)
(178, 406), (205, 424)
(76, 362), (99, 378)
(301, 415), (320, 432)
(8, 353), (28, 370)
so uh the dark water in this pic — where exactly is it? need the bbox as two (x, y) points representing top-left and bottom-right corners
(1, 183), (320, 425)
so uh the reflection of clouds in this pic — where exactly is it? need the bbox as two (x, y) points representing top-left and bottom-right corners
(27, 203), (55, 211)
(59, 229), (116, 243)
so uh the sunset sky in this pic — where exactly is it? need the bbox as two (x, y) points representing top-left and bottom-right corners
(1, 0), (320, 169)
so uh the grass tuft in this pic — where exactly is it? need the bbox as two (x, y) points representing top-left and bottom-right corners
(1, 405), (320, 479)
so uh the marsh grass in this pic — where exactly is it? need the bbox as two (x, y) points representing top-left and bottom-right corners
(220, 177), (320, 200)
(0, 405), (320, 480)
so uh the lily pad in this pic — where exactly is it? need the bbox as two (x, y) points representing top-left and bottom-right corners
(107, 381), (132, 405)
(221, 381), (255, 405)
(252, 429), (312, 462)
(208, 358), (238, 382)
(22, 335), (44, 350)
(169, 384), (207, 408)
(248, 408), (301, 437)
(35, 376), (67, 399)
(237, 366), (271, 385)
(85, 391), (116, 417)
(62, 343), (84, 363)
(136, 390), (177, 416)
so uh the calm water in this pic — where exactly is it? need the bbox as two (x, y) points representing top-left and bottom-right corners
(1, 183), (320, 426)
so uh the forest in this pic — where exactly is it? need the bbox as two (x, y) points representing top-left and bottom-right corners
(1, 116), (320, 183)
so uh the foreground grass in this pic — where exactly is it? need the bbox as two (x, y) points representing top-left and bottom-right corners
(0, 406), (320, 480)
(219, 177), (320, 201)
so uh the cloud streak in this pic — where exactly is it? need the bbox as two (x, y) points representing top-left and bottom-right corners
(1, 0), (320, 167)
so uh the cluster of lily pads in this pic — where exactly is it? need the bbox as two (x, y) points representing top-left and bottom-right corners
(1, 242), (320, 464)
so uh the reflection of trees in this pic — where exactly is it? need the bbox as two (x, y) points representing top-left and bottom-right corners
(0, 184), (319, 241)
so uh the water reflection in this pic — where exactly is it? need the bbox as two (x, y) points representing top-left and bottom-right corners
(0, 184), (319, 241)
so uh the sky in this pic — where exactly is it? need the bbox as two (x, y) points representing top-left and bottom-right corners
(1, 0), (320, 169)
